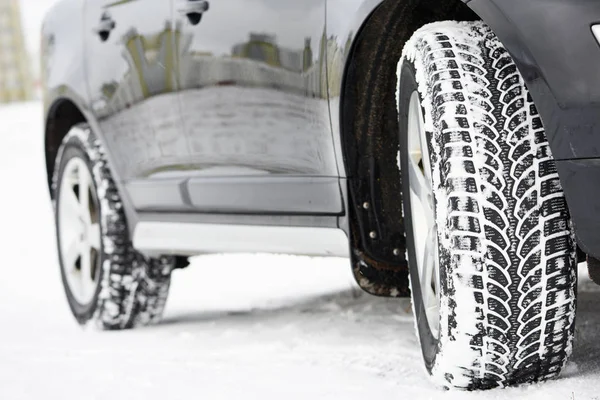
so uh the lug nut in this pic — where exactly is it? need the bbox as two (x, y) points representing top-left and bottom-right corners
(369, 231), (377, 239)
(363, 202), (370, 210)
(393, 248), (401, 256)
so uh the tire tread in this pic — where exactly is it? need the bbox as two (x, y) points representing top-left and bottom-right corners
(402, 21), (577, 389)
(53, 125), (174, 330)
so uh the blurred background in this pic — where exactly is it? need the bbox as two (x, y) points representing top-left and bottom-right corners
(0, 0), (58, 103)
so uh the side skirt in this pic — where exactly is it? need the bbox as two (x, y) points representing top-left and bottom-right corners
(133, 215), (350, 259)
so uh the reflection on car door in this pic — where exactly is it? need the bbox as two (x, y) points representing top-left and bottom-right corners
(170, 0), (343, 215)
(85, 0), (189, 211)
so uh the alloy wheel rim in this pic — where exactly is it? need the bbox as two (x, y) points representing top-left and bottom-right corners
(407, 91), (441, 338)
(58, 158), (102, 305)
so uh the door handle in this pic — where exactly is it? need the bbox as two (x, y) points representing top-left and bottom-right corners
(178, 0), (210, 26)
(94, 11), (116, 42)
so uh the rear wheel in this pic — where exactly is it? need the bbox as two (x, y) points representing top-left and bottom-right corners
(398, 21), (577, 389)
(54, 124), (175, 330)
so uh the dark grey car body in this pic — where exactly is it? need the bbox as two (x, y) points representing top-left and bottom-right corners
(42, 0), (600, 296)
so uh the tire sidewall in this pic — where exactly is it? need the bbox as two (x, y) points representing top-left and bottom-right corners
(55, 134), (104, 324)
(398, 59), (440, 372)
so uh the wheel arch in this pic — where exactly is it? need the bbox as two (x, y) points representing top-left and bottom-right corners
(337, 0), (481, 297)
(339, 0), (594, 284)
(44, 97), (87, 198)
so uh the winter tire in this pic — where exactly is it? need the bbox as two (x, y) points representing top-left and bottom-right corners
(398, 21), (577, 389)
(54, 124), (175, 330)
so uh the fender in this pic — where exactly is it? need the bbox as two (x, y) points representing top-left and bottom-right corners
(329, 0), (479, 297)
(468, 0), (600, 160)
(42, 0), (139, 233)
(332, 0), (600, 297)
(468, 0), (600, 258)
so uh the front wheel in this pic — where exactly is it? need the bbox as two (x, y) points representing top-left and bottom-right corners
(398, 21), (577, 389)
(54, 125), (175, 330)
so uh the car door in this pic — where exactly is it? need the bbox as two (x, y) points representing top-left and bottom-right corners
(85, 0), (189, 211)
(171, 0), (343, 215)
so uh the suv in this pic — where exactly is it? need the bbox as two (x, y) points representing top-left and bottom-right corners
(42, 0), (600, 390)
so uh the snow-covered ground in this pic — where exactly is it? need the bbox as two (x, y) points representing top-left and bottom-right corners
(1, 102), (599, 399)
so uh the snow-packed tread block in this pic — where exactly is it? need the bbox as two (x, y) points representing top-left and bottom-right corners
(402, 21), (577, 389)
(53, 126), (174, 330)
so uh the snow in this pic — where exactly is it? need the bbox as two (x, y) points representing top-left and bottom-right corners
(400, 21), (580, 389)
(0, 101), (599, 399)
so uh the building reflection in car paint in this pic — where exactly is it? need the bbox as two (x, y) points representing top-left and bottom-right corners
(95, 23), (177, 118)
(92, 0), (340, 182)
(84, 0), (184, 184)
(176, 30), (325, 97)
(171, 0), (338, 179)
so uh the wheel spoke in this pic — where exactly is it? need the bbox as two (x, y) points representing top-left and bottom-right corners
(407, 156), (435, 230)
(426, 303), (439, 323)
(420, 226), (436, 303)
(63, 185), (82, 220)
(407, 91), (440, 338)
(79, 165), (91, 224)
(64, 238), (81, 271)
(89, 223), (101, 250)
(79, 244), (94, 297)
(407, 156), (431, 201)
(414, 98), (433, 186)
(58, 157), (100, 305)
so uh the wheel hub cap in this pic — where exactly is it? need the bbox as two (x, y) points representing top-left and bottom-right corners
(407, 91), (441, 338)
(58, 158), (102, 305)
